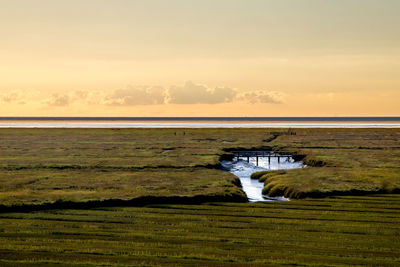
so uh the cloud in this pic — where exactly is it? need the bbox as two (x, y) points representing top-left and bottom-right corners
(42, 90), (105, 107)
(237, 90), (284, 104)
(1, 90), (26, 104)
(73, 90), (89, 100)
(166, 81), (236, 104)
(105, 86), (165, 106)
(103, 82), (237, 106)
(46, 94), (70, 106)
(55, 83), (284, 106)
(72, 90), (107, 105)
(1, 82), (285, 108)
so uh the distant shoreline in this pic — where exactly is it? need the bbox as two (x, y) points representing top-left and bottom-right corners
(1, 117), (400, 122)
(1, 122), (400, 128)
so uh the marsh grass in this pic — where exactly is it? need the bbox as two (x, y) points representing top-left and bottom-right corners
(1, 127), (400, 266)
(259, 128), (400, 198)
(0, 195), (399, 266)
(0, 128), (277, 207)
(0, 128), (399, 206)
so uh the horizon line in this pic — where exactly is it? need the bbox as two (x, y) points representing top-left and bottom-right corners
(1, 116), (400, 122)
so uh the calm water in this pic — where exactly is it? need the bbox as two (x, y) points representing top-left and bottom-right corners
(221, 156), (304, 202)
(0, 117), (399, 128)
(1, 122), (400, 128)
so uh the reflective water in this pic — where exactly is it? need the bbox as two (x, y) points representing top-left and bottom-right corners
(1, 122), (400, 128)
(221, 156), (303, 202)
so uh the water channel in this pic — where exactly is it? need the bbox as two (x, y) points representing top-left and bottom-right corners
(221, 152), (304, 202)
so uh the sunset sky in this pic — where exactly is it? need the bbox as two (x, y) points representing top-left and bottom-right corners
(1, 0), (399, 116)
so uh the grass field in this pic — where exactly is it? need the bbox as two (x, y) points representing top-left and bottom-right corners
(0, 194), (399, 266)
(1, 128), (275, 207)
(0, 128), (400, 265)
(0, 128), (399, 208)
(263, 128), (400, 198)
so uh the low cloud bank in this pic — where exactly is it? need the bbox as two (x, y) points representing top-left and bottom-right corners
(0, 82), (285, 107)
(46, 94), (70, 106)
(104, 81), (284, 106)
(166, 81), (236, 104)
(236, 90), (284, 104)
(105, 86), (165, 106)
(1, 91), (26, 104)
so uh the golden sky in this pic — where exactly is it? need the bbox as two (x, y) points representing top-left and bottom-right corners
(1, 0), (399, 116)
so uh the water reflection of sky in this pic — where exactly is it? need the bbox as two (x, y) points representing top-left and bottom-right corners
(221, 157), (303, 202)
(1, 121), (400, 128)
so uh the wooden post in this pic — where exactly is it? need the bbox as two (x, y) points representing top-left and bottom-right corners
(278, 156), (280, 163)
(256, 156), (259, 166)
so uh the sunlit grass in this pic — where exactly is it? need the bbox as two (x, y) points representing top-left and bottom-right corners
(0, 128), (400, 207)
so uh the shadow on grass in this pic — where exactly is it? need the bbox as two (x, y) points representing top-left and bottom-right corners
(0, 194), (247, 213)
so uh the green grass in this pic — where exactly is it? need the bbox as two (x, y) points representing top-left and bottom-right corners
(1, 128), (400, 207)
(1, 128), (400, 265)
(0, 195), (399, 266)
(0, 128), (273, 168)
(261, 128), (400, 198)
(0, 168), (245, 207)
(0, 128), (277, 207)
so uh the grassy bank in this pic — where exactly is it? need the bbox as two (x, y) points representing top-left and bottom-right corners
(259, 128), (400, 198)
(0, 168), (245, 209)
(0, 194), (399, 266)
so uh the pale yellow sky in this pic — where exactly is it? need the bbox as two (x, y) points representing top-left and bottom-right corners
(1, 0), (399, 116)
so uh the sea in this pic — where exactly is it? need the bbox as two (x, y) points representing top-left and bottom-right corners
(0, 117), (399, 128)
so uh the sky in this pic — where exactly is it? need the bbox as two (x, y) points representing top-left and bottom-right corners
(1, 0), (399, 117)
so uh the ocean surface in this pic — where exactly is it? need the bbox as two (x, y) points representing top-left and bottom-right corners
(0, 117), (399, 128)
